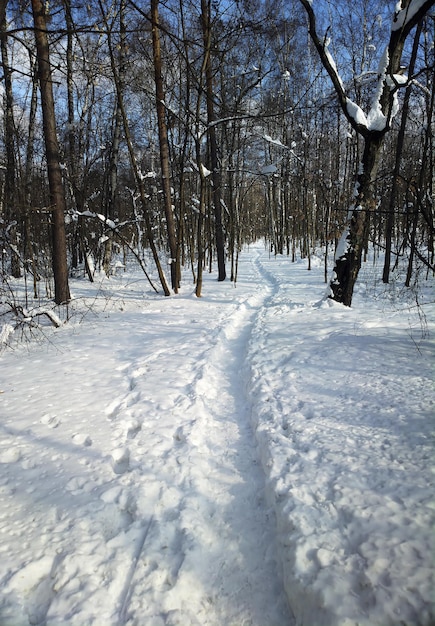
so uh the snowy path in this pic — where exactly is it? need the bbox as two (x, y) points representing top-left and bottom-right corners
(0, 249), (292, 626)
(110, 255), (291, 625)
(1, 243), (434, 626)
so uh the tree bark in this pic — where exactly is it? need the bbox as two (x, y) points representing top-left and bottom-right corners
(151, 0), (179, 292)
(102, 0), (125, 276)
(201, 0), (226, 282)
(31, 0), (70, 303)
(0, 1), (21, 277)
(330, 133), (382, 305)
(382, 21), (422, 283)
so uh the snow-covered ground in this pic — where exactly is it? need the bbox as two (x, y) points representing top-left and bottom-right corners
(0, 242), (434, 626)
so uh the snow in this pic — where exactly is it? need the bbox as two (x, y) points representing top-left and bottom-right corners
(390, 73), (408, 85)
(138, 171), (157, 181)
(333, 227), (351, 262)
(0, 243), (434, 625)
(345, 98), (368, 128)
(392, 0), (428, 30)
(96, 213), (116, 230)
(263, 134), (287, 148)
(200, 163), (212, 178)
(367, 106), (388, 132)
(366, 48), (389, 132)
(0, 323), (14, 345)
(346, 43), (401, 133)
(324, 45), (344, 91)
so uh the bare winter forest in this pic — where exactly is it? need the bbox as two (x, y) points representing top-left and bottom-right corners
(1, 3), (434, 624)
(0, 0), (434, 316)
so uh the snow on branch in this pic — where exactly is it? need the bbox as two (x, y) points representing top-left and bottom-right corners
(299, 0), (434, 137)
(263, 134), (287, 148)
(345, 99), (368, 128)
(3, 303), (63, 330)
(262, 135), (303, 164)
(25, 307), (63, 328)
(74, 210), (159, 293)
(298, 0), (367, 135)
(392, 0), (433, 31)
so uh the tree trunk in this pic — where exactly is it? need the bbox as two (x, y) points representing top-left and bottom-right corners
(330, 133), (382, 305)
(382, 21), (422, 283)
(201, 0), (226, 282)
(31, 0), (70, 303)
(151, 0), (179, 293)
(23, 50), (39, 294)
(195, 186), (205, 297)
(99, 0), (170, 295)
(0, 3), (21, 277)
(102, 0), (125, 276)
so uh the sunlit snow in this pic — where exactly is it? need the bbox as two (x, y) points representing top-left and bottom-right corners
(346, 98), (368, 128)
(392, 0), (428, 30)
(0, 243), (434, 626)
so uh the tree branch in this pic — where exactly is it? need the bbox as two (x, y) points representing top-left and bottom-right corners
(298, 0), (370, 136)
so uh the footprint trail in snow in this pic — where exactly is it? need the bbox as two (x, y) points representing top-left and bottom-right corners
(1, 244), (433, 625)
(103, 256), (291, 625)
(0, 249), (292, 626)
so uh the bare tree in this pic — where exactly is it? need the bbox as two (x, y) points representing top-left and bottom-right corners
(382, 20), (423, 284)
(200, 0), (226, 282)
(151, 0), (180, 292)
(31, 0), (70, 303)
(100, 0), (170, 295)
(101, 0), (125, 276)
(299, 0), (435, 306)
(0, 0), (22, 277)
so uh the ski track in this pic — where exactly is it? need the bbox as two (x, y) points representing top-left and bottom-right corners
(0, 249), (292, 625)
(108, 251), (292, 625)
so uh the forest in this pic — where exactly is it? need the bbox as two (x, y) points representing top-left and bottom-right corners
(0, 2), (434, 623)
(0, 0), (434, 312)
